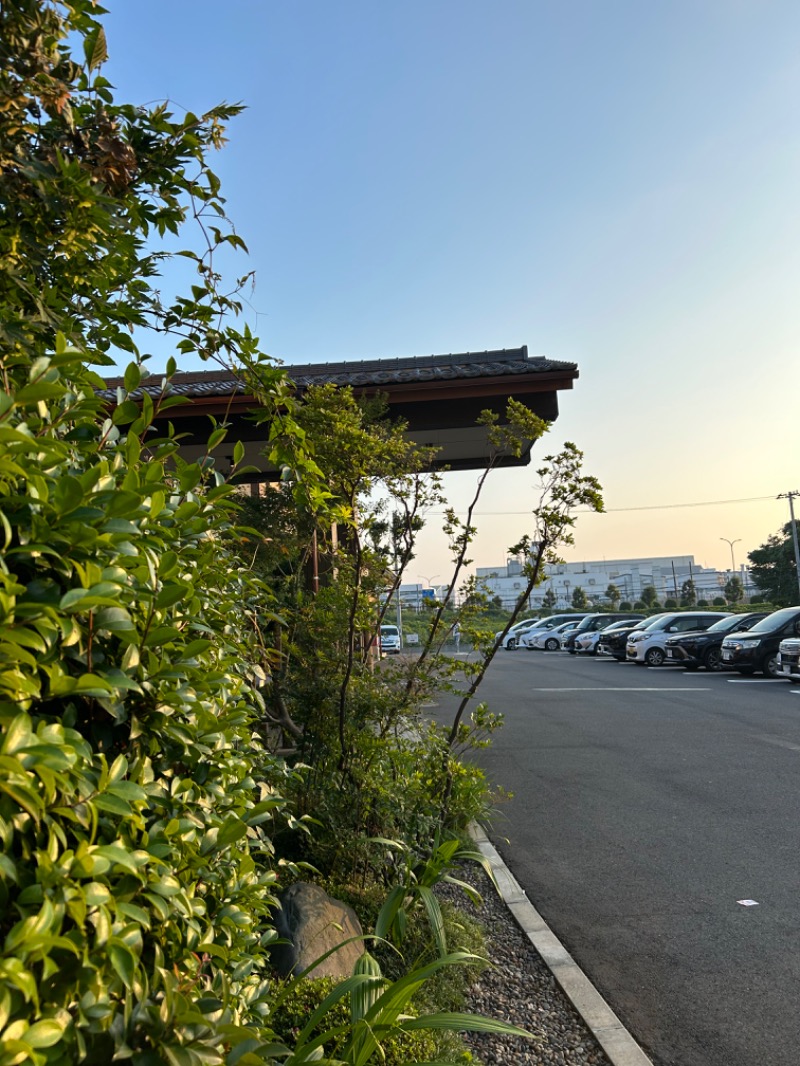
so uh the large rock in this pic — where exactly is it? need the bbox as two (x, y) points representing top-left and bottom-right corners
(271, 882), (364, 979)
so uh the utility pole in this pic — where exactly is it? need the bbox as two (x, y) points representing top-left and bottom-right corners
(777, 491), (800, 601)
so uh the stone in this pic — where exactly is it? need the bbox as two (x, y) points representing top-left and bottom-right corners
(270, 881), (364, 979)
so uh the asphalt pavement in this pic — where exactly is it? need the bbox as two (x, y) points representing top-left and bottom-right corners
(431, 648), (800, 1066)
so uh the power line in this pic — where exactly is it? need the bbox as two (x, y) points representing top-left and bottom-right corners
(427, 494), (777, 517)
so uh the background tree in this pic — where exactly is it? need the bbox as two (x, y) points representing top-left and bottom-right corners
(571, 585), (589, 609)
(542, 586), (558, 609)
(724, 576), (744, 604)
(680, 578), (697, 606)
(641, 585), (660, 609)
(748, 523), (799, 606)
(605, 583), (621, 608)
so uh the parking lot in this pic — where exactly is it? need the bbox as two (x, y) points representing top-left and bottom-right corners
(441, 646), (800, 1066)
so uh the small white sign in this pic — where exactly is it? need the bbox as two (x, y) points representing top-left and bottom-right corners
(737, 899), (759, 907)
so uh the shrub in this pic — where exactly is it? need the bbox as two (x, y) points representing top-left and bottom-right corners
(0, 341), (306, 1061)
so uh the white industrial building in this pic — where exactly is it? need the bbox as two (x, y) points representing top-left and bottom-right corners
(474, 555), (752, 611)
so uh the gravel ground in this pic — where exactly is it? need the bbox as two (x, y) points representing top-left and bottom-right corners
(439, 867), (612, 1066)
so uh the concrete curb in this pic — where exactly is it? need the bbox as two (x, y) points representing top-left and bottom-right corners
(470, 823), (654, 1066)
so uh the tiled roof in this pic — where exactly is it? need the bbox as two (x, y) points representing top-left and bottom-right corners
(99, 346), (576, 400)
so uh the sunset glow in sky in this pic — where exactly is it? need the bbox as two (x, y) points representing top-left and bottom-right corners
(105, 1), (800, 579)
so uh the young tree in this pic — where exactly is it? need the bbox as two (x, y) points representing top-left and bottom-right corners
(605, 583), (621, 607)
(641, 586), (660, 608)
(748, 523), (799, 606)
(572, 585), (589, 609)
(680, 579), (697, 606)
(724, 576), (744, 604)
(542, 586), (558, 609)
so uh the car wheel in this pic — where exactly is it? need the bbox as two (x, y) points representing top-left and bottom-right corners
(545, 637), (559, 651)
(761, 652), (779, 678)
(703, 648), (722, 672)
(644, 647), (665, 667)
(507, 637), (516, 651)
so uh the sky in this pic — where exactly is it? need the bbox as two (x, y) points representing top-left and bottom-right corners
(102, 1), (800, 583)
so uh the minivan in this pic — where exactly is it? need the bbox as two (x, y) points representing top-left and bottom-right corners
(379, 624), (402, 654)
(626, 612), (731, 666)
(722, 607), (800, 677)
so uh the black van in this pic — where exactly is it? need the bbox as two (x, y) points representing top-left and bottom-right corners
(720, 606), (800, 677)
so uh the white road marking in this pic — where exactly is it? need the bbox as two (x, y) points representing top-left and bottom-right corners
(726, 679), (785, 684)
(531, 687), (710, 692)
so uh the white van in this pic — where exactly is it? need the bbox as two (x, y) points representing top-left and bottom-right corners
(379, 624), (402, 654)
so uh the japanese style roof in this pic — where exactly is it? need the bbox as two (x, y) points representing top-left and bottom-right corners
(101, 346), (579, 477)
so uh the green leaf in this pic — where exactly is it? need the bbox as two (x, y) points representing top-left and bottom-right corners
(84, 24), (109, 71)
(155, 584), (188, 609)
(94, 793), (133, 816)
(112, 399), (141, 426)
(400, 1011), (533, 1038)
(107, 938), (136, 988)
(94, 607), (135, 632)
(124, 363), (142, 393)
(217, 818), (248, 848)
(24, 1018), (66, 1049)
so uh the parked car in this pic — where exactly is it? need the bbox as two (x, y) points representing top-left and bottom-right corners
(528, 619), (582, 651)
(721, 606), (800, 677)
(665, 612), (770, 671)
(518, 613), (590, 650)
(494, 617), (544, 651)
(777, 633), (800, 682)
(626, 611), (731, 666)
(379, 624), (402, 654)
(562, 612), (646, 654)
(575, 618), (645, 656)
(599, 615), (668, 660)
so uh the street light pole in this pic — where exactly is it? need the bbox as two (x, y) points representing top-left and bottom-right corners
(720, 537), (741, 576)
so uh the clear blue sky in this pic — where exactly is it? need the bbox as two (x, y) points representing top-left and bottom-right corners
(104, 1), (800, 580)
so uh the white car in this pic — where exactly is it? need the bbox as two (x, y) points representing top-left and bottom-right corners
(778, 637), (800, 681)
(626, 611), (730, 667)
(576, 618), (644, 656)
(518, 613), (590, 650)
(528, 620), (580, 651)
(494, 617), (548, 651)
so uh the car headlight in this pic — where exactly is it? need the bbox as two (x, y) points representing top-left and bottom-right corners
(737, 638), (761, 649)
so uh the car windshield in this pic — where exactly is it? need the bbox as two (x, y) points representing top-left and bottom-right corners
(707, 615), (749, 634)
(574, 615), (602, 632)
(747, 608), (800, 635)
(381, 626), (399, 637)
(635, 614), (669, 631)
